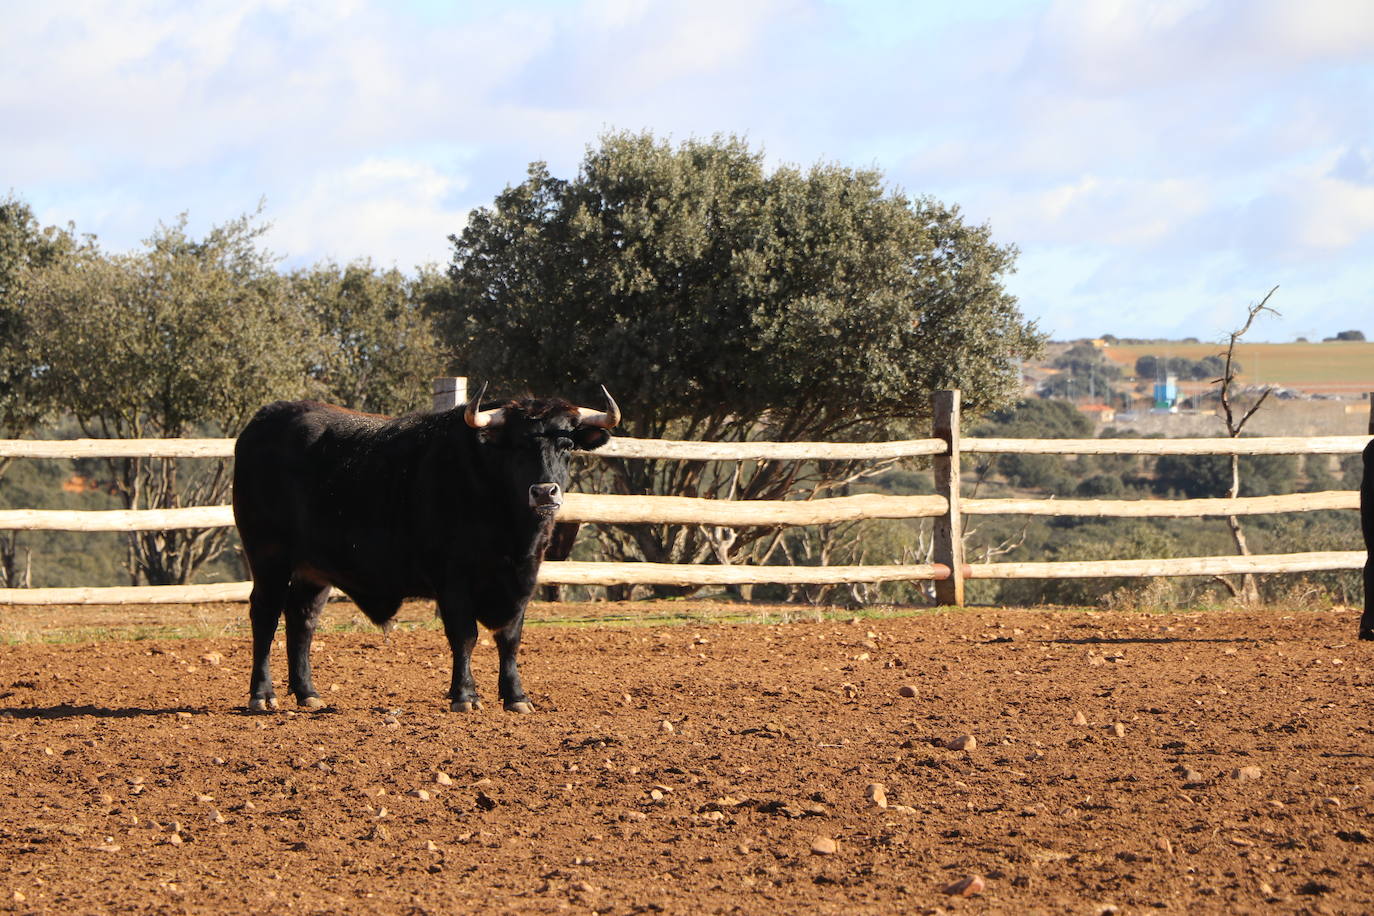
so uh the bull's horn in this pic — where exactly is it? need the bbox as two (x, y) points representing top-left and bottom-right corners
(464, 382), (506, 429)
(577, 385), (620, 429)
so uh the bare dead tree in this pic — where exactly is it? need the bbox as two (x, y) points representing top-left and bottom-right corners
(1214, 286), (1279, 604)
(0, 532), (30, 588)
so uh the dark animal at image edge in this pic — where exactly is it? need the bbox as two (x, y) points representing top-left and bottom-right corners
(232, 383), (618, 712)
(1362, 439), (1373, 640)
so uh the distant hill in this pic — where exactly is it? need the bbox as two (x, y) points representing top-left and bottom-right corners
(1095, 340), (1374, 395)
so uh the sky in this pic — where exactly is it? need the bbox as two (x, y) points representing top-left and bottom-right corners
(3, 0), (1372, 342)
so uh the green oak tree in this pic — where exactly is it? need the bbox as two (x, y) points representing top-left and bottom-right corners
(290, 260), (446, 415)
(433, 131), (1043, 588)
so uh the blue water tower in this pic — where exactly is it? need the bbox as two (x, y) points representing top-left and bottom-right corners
(1152, 374), (1178, 411)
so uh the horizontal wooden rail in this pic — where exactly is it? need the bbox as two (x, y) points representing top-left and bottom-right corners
(965, 551), (1366, 579)
(3, 550), (1363, 604)
(0, 582), (253, 605)
(962, 435), (1372, 455)
(0, 439), (235, 458)
(963, 490), (1360, 517)
(0, 506), (237, 531)
(0, 433), (1368, 461)
(0, 489), (1361, 531)
(556, 493), (948, 524)
(538, 561), (953, 587)
(596, 437), (948, 460)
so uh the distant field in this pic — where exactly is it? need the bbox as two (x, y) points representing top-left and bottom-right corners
(1102, 341), (1374, 392)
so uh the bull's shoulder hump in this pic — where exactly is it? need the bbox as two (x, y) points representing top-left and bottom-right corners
(241, 400), (393, 432)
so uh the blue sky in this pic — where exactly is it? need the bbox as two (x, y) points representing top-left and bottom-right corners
(3, 0), (1372, 342)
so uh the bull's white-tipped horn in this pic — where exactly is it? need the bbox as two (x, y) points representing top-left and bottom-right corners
(576, 385), (620, 429)
(464, 382), (506, 429)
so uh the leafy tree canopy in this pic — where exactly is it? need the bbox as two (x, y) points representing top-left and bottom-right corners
(290, 260), (446, 415)
(435, 131), (1043, 440)
(0, 194), (86, 437)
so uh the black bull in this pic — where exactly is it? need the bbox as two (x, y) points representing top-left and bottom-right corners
(231, 387), (616, 712)
(1362, 440), (1373, 640)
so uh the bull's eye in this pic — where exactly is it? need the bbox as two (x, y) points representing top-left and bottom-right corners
(531, 431), (574, 450)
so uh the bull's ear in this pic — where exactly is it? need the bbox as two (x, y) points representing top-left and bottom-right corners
(572, 427), (611, 451)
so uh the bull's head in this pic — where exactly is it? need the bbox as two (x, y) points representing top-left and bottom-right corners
(464, 383), (618, 518)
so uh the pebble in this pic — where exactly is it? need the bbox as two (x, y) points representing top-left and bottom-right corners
(865, 783), (888, 809)
(409, 789), (432, 801)
(944, 734), (977, 751)
(1232, 766), (1262, 781)
(199, 652), (223, 666)
(942, 875), (985, 897)
(810, 836), (838, 855)
(898, 685), (918, 698)
(434, 772), (453, 786)
(1108, 722), (1126, 737)
(1072, 710), (1089, 726)
(660, 720), (675, 734)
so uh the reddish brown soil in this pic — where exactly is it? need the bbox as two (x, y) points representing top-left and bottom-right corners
(2, 603), (1372, 914)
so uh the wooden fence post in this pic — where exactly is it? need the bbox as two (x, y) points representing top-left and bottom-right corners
(932, 389), (965, 606)
(433, 377), (467, 413)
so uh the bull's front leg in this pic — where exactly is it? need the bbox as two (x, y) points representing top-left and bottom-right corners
(440, 609), (482, 712)
(493, 605), (533, 713)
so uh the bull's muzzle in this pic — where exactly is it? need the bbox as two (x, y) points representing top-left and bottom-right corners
(529, 482), (563, 513)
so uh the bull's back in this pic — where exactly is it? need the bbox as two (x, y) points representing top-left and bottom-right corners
(233, 401), (389, 546)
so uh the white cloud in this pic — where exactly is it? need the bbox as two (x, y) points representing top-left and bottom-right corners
(269, 157), (470, 269)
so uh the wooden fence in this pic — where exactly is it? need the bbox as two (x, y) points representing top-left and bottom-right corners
(0, 383), (1367, 606)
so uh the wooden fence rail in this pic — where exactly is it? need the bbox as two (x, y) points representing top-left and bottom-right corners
(0, 382), (1368, 606)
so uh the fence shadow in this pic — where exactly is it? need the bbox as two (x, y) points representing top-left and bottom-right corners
(1025, 636), (1261, 646)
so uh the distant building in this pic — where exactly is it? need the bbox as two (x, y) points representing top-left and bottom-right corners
(1077, 403), (1116, 422)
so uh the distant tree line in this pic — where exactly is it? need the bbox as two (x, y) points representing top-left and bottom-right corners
(1133, 354), (1233, 381)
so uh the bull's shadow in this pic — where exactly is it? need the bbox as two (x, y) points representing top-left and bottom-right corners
(0, 703), (205, 720)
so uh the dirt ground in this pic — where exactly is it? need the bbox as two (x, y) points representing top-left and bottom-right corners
(1, 601), (1372, 915)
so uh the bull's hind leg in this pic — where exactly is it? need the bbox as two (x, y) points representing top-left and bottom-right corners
(247, 562), (290, 712)
(1360, 442), (1372, 640)
(284, 579), (331, 708)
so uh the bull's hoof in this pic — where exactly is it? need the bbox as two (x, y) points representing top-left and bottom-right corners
(298, 695), (326, 710)
(248, 697), (279, 712)
(449, 699), (483, 713)
(504, 700), (535, 714)
(1360, 627), (1374, 642)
